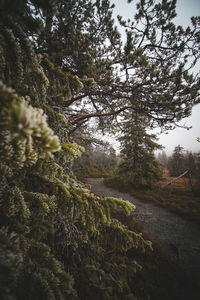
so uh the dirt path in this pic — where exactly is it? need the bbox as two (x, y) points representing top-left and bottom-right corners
(86, 178), (200, 282)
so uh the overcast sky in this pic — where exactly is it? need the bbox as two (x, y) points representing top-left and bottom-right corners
(111, 0), (200, 154)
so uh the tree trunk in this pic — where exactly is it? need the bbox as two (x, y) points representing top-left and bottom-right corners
(162, 170), (189, 189)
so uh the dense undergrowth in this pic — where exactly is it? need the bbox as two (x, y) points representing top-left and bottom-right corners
(0, 5), (153, 299)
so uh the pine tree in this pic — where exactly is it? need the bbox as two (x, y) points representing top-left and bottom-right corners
(0, 1), (152, 299)
(0, 1), (200, 299)
(29, 0), (200, 136)
(117, 0), (200, 131)
(168, 145), (185, 176)
(117, 112), (163, 189)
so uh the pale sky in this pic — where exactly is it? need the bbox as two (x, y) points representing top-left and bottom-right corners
(111, 0), (200, 154)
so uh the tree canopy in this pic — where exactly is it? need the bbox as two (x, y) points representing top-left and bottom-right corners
(1, 0), (199, 137)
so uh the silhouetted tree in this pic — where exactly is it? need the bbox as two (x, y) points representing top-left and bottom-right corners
(168, 145), (185, 176)
(118, 113), (163, 189)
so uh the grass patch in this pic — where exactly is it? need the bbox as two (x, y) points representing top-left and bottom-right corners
(105, 177), (200, 225)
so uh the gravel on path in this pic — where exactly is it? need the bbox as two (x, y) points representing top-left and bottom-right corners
(85, 178), (200, 282)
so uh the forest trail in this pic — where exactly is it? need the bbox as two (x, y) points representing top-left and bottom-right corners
(85, 178), (200, 282)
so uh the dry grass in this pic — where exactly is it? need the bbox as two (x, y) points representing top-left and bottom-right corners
(158, 169), (192, 191)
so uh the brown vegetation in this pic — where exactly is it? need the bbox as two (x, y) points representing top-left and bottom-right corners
(158, 169), (192, 191)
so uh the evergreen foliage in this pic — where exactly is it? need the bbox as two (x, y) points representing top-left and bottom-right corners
(0, 2), (150, 298)
(0, 0), (199, 299)
(168, 145), (185, 176)
(117, 113), (163, 189)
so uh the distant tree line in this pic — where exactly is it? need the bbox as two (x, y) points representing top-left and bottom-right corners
(73, 140), (118, 177)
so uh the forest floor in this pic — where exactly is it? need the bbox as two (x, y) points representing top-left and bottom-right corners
(85, 177), (200, 289)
